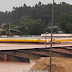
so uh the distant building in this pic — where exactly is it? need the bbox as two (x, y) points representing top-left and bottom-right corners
(1, 23), (6, 28)
(10, 29), (18, 35)
(49, 25), (58, 29)
(58, 31), (63, 34)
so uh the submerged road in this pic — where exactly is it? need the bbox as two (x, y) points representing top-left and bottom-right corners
(0, 43), (72, 50)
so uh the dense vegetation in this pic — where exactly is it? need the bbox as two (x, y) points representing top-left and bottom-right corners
(0, 2), (72, 35)
(58, 12), (72, 33)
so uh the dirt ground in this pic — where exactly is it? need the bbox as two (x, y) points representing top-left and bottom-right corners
(30, 57), (72, 72)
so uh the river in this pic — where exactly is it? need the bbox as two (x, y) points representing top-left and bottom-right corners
(0, 43), (38, 72)
(0, 60), (35, 72)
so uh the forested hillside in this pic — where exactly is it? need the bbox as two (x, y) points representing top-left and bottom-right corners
(0, 2), (72, 24)
(0, 2), (72, 35)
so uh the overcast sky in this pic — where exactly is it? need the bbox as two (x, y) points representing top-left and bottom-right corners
(0, 0), (72, 12)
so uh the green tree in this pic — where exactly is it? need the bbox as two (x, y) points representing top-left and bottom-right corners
(65, 23), (72, 33)
(27, 23), (45, 35)
(41, 15), (51, 27)
(19, 16), (39, 28)
(53, 28), (58, 33)
(58, 12), (72, 33)
(45, 28), (51, 33)
(18, 26), (26, 35)
(8, 32), (14, 36)
(1, 30), (7, 35)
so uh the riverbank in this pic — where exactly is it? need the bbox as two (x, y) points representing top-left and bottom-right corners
(31, 57), (72, 72)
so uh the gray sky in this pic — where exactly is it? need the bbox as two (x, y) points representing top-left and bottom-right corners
(0, 0), (72, 12)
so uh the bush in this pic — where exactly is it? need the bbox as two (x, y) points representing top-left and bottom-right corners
(27, 23), (45, 35)
(8, 32), (14, 36)
(1, 30), (7, 35)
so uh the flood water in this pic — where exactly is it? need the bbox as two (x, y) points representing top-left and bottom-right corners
(0, 43), (37, 72)
(0, 61), (35, 72)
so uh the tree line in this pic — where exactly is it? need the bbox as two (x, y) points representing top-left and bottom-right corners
(0, 2), (72, 35)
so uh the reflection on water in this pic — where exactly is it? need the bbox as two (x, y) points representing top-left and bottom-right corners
(0, 61), (35, 72)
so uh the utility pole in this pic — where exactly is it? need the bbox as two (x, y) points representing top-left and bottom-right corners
(45, 32), (48, 48)
(49, 0), (54, 72)
(9, 23), (10, 35)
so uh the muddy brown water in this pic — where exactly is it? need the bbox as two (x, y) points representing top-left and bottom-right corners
(0, 60), (36, 72)
(0, 43), (38, 72)
(0, 43), (72, 72)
